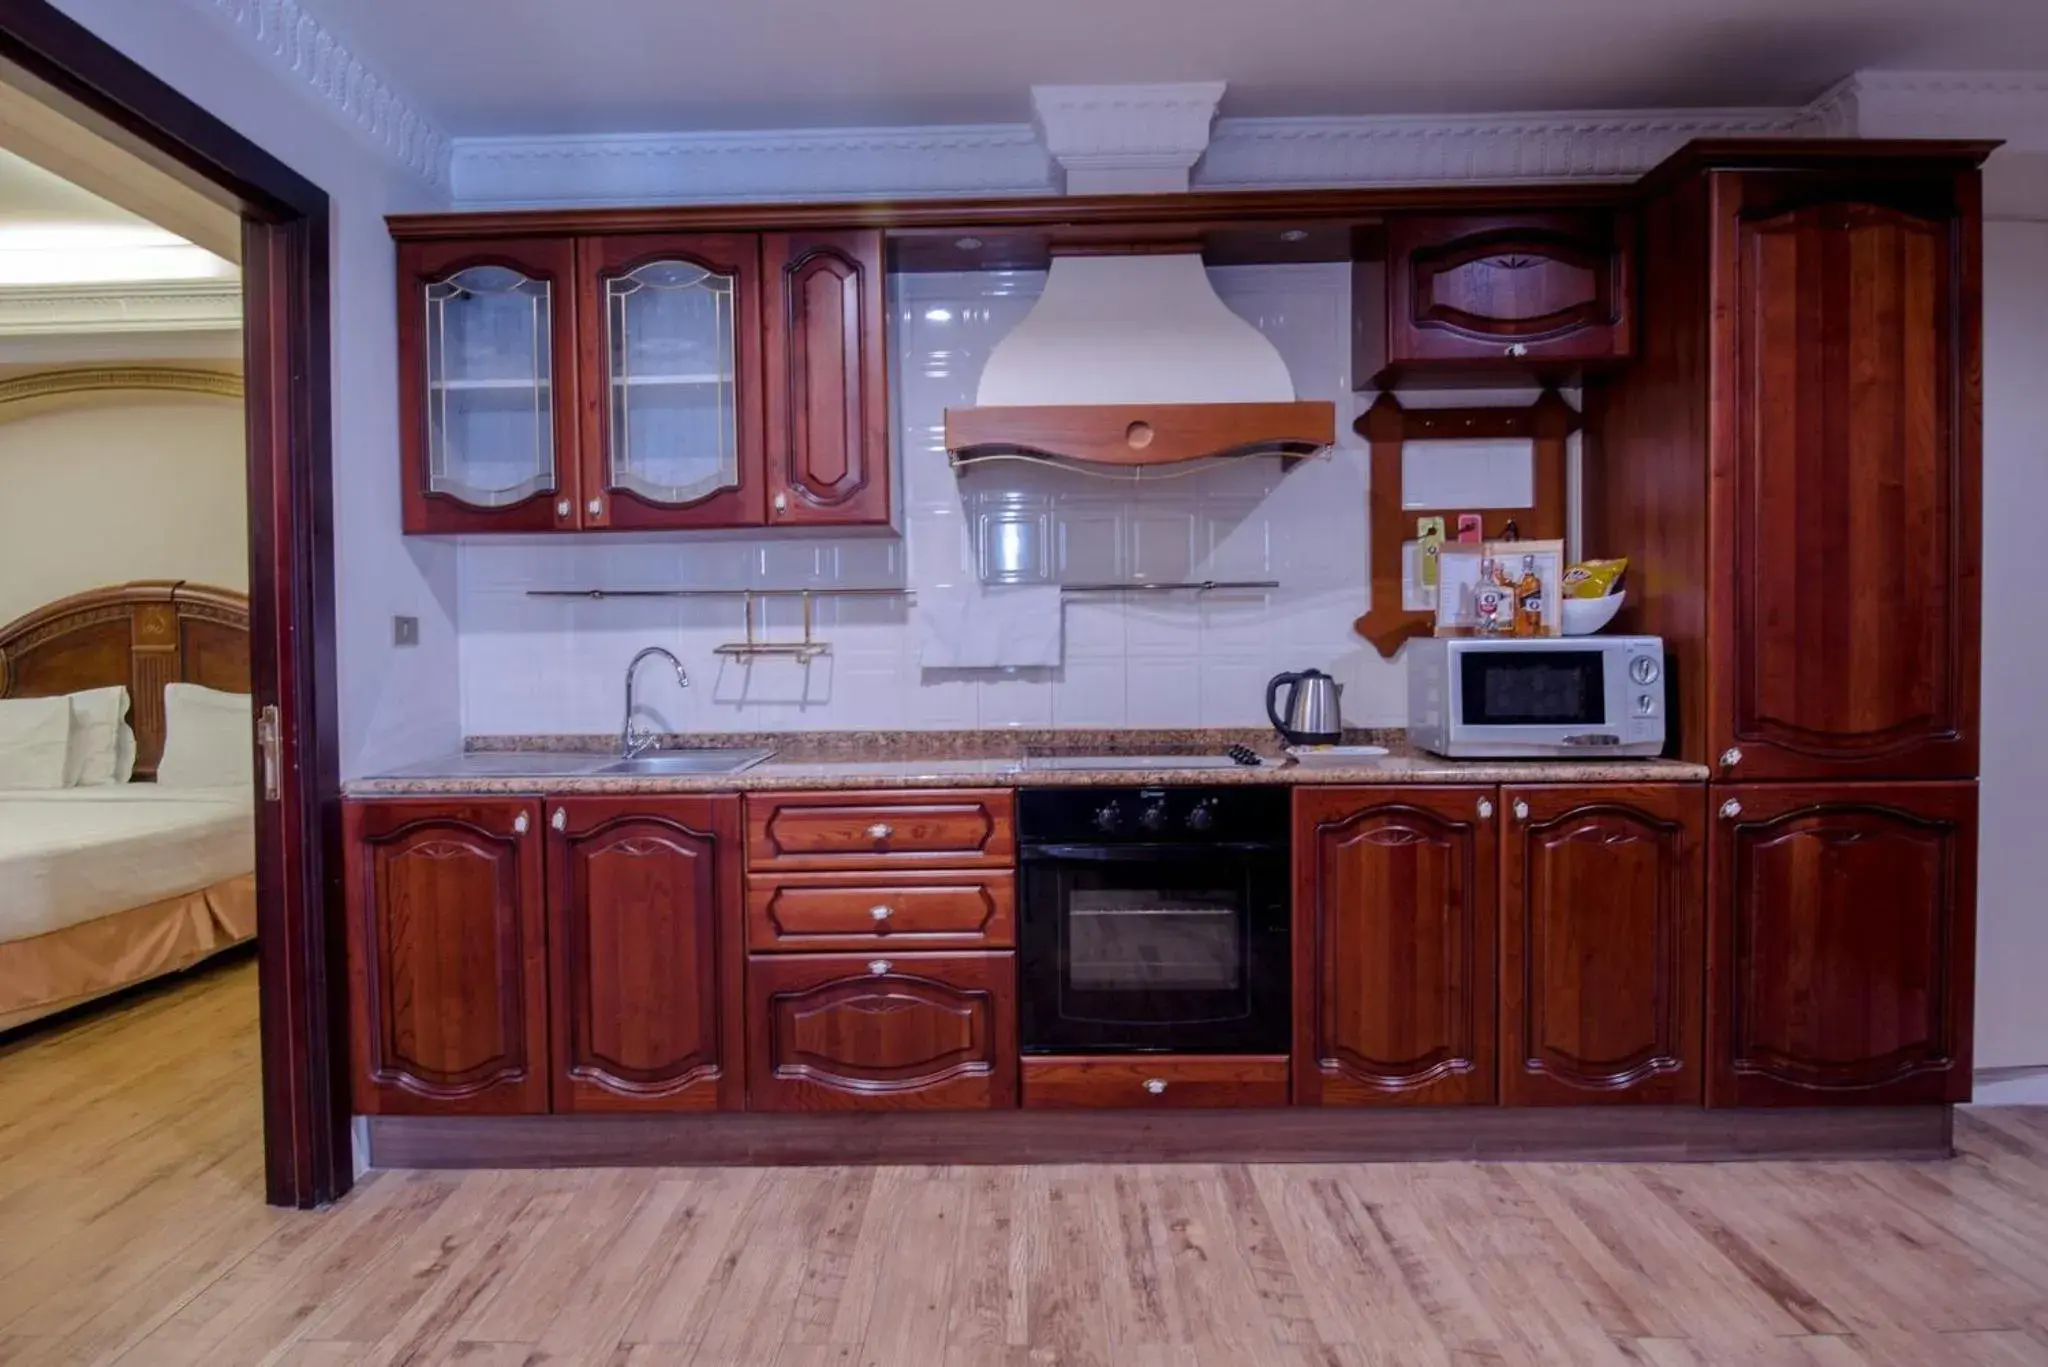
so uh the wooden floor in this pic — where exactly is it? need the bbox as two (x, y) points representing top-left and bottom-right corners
(3, 964), (2048, 1366)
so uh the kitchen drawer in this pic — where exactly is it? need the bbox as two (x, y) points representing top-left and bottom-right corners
(747, 871), (1015, 951)
(1021, 1055), (1290, 1110)
(745, 789), (1015, 870)
(747, 951), (1017, 1110)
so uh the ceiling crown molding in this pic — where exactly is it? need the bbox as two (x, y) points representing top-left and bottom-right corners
(0, 366), (242, 422)
(1806, 70), (2048, 152)
(0, 280), (243, 337)
(1199, 107), (1803, 186)
(200, 0), (452, 190)
(1032, 82), (1227, 193)
(451, 124), (1052, 207)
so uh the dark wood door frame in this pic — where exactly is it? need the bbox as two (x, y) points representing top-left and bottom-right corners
(1, 1), (348, 1207)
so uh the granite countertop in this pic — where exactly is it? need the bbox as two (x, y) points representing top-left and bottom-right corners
(344, 729), (1709, 797)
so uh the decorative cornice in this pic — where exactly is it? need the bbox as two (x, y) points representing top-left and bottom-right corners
(200, 0), (451, 190)
(450, 124), (1051, 207)
(1199, 107), (1803, 187)
(1806, 70), (2048, 151)
(0, 366), (243, 421)
(1032, 82), (1227, 193)
(0, 281), (243, 337)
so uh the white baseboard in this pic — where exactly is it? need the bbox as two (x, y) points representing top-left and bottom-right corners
(1971, 1069), (2048, 1105)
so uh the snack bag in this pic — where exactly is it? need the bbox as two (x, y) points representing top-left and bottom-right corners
(1562, 557), (1628, 599)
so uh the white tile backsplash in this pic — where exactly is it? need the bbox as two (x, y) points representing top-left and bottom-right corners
(454, 262), (1544, 737)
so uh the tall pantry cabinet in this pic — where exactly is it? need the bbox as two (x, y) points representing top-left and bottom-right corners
(1585, 140), (1990, 1108)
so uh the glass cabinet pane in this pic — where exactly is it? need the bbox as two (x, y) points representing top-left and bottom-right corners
(424, 265), (556, 508)
(606, 260), (738, 505)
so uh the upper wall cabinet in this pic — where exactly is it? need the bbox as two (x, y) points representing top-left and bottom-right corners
(763, 231), (891, 527)
(396, 229), (889, 534)
(398, 238), (583, 534)
(1353, 211), (1635, 388)
(578, 234), (765, 530)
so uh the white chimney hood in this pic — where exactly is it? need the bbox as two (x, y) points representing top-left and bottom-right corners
(942, 82), (1335, 471)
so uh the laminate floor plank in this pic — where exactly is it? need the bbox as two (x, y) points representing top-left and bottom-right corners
(4, 962), (2048, 1367)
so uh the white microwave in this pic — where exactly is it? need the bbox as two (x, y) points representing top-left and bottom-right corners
(1406, 635), (1666, 759)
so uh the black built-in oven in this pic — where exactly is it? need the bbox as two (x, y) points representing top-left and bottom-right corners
(1017, 786), (1290, 1055)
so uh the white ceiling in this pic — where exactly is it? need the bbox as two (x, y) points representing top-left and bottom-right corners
(322, 0), (2048, 136)
(0, 148), (143, 226)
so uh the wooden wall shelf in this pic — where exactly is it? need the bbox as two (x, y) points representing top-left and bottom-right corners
(945, 401), (1334, 469)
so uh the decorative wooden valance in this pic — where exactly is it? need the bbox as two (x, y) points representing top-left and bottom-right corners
(946, 401), (1334, 471)
(1352, 389), (1578, 658)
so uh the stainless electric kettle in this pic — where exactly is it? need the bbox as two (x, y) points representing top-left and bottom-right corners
(1266, 669), (1343, 746)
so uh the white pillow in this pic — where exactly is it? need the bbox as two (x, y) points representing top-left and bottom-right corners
(115, 721), (137, 783)
(156, 683), (253, 789)
(0, 697), (74, 790)
(62, 686), (129, 786)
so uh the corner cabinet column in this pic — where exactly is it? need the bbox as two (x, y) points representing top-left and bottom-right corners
(546, 796), (746, 1112)
(344, 799), (550, 1114)
(1292, 786), (1498, 1106)
(763, 230), (891, 526)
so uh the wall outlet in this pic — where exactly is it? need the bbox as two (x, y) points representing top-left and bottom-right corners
(392, 616), (419, 647)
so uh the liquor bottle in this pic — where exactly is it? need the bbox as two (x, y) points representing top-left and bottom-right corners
(1514, 554), (1544, 637)
(1472, 557), (1509, 635)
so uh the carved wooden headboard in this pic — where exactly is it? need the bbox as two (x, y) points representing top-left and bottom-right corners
(0, 581), (250, 780)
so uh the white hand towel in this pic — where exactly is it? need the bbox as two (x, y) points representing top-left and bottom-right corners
(918, 584), (1064, 669)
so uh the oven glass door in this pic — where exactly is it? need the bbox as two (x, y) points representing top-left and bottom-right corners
(1019, 843), (1288, 1054)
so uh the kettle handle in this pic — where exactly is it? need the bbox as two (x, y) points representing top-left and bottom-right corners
(1266, 672), (1300, 739)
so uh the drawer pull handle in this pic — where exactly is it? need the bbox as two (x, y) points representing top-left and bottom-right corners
(512, 812), (529, 836)
(866, 822), (894, 840)
(1143, 1078), (1168, 1095)
(1476, 797), (1494, 820)
(868, 958), (892, 976)
(1505, 342), (1530, 358)
(869, 904), (893, 923)
(551, 808), (566, 832)
(1720, 798), (1743, 820)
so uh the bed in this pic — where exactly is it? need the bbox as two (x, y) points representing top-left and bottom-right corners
(0, 581), (255, 1031)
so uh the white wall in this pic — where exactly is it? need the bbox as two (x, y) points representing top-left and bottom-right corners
(45, 0), (460, 778)
(1976, 212), (2048, 1074)
(0, 395), (246, 621)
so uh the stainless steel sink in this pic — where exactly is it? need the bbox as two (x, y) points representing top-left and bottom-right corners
(594, 748), (776, 776)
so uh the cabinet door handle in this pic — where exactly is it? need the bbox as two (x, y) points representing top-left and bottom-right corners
(586, 498), (603, 517)
(869, 904), (893, 924)
(1143, 1078), (1168, 1095)
(1720, 747), (1743, 770)
(868, 959), (892, 976)
(773, 491), (789, 514)
(555, 498), (572, 519)
(551, 808), (566, 832)
(1476, 798), (1494, 820)
(866, 822), (894, 840)
(1719, 798), (1743, 820)
(513, 812), (530, 835)
(1512, 799), (1530, 821)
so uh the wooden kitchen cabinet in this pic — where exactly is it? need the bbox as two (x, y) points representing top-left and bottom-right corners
(1710, 175), (1981, 782)
(344, 799), (550, 1114)
(546, 796), (745, 1112)
(1353, 211), (1634, 386)
(1500, 785), (1704, 1106)
(763, 230), (891, 526)
(398, 238), (583, 534)
(1292, 786), (1498, 1106)
(1707, 782), (1977, 1107)
(746, 951), (1018, 1110)
(576, 233), (766, 529)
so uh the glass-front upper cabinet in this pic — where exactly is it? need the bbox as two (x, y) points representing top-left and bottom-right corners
(398, 238), (581, 533)
(579, 234), (764, 528)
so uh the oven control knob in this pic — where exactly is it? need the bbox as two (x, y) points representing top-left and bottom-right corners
(1186, 800), (1216, 832)
(1094, 802), (1123, 832)
(1139, 801), (1169, 832)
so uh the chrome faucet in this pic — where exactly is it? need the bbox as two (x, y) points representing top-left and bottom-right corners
(621, 646), (690, 758)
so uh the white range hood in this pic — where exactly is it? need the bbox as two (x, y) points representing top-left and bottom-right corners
(942, 82), (1335, 471)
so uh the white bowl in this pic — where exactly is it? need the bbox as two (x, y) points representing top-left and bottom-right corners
(1560, 591), (1626, 636)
